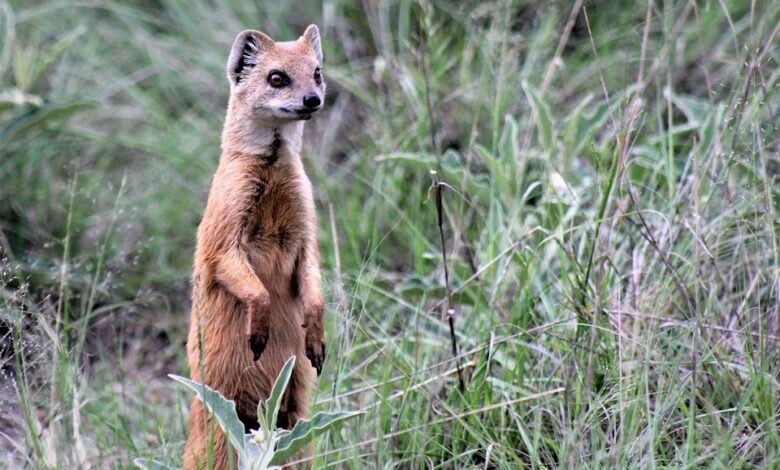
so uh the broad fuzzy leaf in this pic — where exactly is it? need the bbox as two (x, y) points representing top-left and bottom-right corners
(169, 374), (245, 453)
(263, 355), (296, 431)
(270, 411), (363, 464)
(521, 81), (554, 153)
(563, 94), (609, 164)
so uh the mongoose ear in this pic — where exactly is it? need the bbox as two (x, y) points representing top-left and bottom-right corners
(301, 24), (323, 64)
(227, 30), (274, 86)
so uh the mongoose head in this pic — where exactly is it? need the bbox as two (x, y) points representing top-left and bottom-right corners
(227, 25), (325, 122)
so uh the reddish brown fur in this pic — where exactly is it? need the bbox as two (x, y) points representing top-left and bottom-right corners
(184, 26), (326, 470)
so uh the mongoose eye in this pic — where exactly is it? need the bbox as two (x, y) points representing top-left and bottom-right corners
(314, 68), (322, 85)
(268, 71), (290, 88)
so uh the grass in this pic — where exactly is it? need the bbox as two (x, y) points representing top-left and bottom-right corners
(1, 0), (779, 468)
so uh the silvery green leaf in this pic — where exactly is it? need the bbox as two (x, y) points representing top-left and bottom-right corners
(270, 410), (363, 464)
(169, 374), (245, 453)
(521, 81), (554, 154)
(263, 356), (296, 433)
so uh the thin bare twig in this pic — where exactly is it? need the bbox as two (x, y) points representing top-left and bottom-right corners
(637, 0), (654, 90)
(434, 178), (464, 392)
(417, 4), (464, 393)
(540, 0), (584, 94)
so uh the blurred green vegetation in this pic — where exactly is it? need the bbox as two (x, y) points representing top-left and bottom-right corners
(1, 0), (779, 468)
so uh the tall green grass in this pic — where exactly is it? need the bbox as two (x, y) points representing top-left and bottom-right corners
(1, 0), (779, 468)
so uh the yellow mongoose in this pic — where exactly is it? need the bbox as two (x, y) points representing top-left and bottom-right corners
(184, 25), (326, 469)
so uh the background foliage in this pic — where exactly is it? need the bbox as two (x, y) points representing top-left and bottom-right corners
(1, 0), (779, 467)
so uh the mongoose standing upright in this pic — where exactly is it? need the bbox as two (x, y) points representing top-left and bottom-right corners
(184, 25), (326, 470)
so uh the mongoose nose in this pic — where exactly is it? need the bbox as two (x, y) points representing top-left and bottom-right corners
(303, 94), (321, 109)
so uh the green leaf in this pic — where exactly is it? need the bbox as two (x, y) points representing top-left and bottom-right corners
(563, 94), (609, 164)
(270, 410), (363, 464)
(497, 115), (521, 196)
(474, 144), (497, 175)
(667, 91), (723, 157)
(521, 81), (554, 153)
(0, 2), (14, 81)
(13, 26), (85, 92)
(35, 26), (86, 83)
(12, 44), (35, 92)
(169, 374), (245, 453)
(0, 98), (98, 150)
(498, 115), (519, 167)
(263, 355), (296, 432)
(668, 91), (709, 127)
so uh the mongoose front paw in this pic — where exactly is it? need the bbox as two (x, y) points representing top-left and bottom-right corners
(305, 339), (326, 376)
(248, 330), (269, 361)
(247, 299), (270, 361)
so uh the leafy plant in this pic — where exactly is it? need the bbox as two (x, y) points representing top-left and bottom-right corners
(0, 20), (95, 151)
(135, 356), (361, 470)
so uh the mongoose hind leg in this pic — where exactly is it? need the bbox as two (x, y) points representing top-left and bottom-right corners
(183, 398), (235, 470)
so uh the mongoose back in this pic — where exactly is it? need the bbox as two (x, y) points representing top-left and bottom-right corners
(184, 25), (326, 470)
